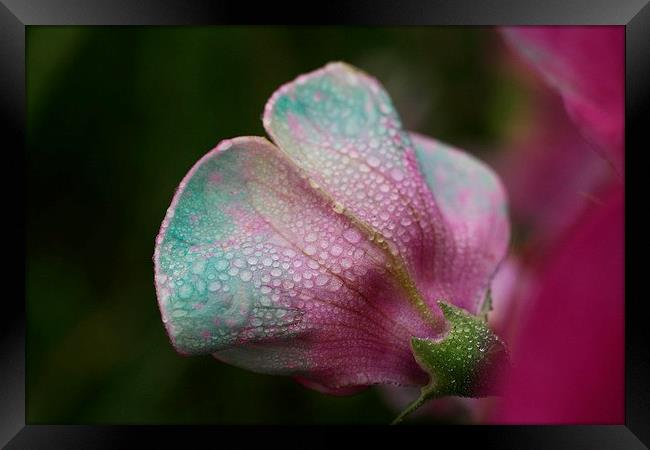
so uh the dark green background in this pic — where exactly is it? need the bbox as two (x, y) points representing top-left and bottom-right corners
(26, 26), (525, 424)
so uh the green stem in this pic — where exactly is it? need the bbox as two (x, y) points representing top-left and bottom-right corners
(390, 390), (432, 425)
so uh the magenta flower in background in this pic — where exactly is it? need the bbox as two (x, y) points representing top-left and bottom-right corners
(501, 27), (624, 174)
(495, 82), (613, 250)
(493, 185), (623, 423)
(490, 26), (624, 424)
(154, 63), (511, 406)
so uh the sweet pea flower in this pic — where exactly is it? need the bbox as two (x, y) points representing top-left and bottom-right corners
(153, 63), (510, 405)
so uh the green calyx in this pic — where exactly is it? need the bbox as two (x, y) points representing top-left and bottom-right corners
(392, 300), (509, 424)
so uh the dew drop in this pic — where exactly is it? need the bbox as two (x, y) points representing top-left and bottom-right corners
(390, 168), (404, 181)
(178, 284), (193, 299)
(239, 270), (253, 282)
(214, 260), (229, 271)
(328, 278), (343, 292)
(367, 156), (381, 168)
(343, 228), (361, 244)
(315, 274), (329, 286)
(192, 260), (206, 274)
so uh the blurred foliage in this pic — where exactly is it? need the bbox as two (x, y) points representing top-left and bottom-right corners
(27, 26), (526, 423)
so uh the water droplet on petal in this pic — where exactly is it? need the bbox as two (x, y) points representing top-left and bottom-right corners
(208, 281), (222, 292)
(343, 228), (361, 244)
(315, 274), (329, 286)
(179, 284), (193, 299)
(215, 260), (229, 271)
(367, 156), (381, 168)
(330, 245), (343, 256)
(240, 270), (252, 282)
(390, 168), (404, 181)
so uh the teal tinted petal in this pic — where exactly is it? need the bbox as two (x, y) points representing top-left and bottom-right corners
(154, 136), (432, 388)
(264, 62), (450, 321)
(154, 137), (301, 355)
(263, 62), (509, 315)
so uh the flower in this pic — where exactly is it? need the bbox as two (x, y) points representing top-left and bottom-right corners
(500, 27), (624, 174)
(493, 185), (623, 423)
(495, 81), (612, 249)
(153, 62), (510, 395)
(490, 27), (624, 423)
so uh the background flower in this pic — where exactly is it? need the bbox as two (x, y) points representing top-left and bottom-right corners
(379, 26), (624, 424)
(488, 26), (624, 424)
(501, 27), (624, 174)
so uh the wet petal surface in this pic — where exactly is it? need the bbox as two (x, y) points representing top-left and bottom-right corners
(411, 133), (510, 312)
(264, 63), (508, 315)
(155, 62), (511, 392)
(154, 137), (432, 388)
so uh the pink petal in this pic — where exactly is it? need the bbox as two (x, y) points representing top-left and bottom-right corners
(487, 255), (527, 338)
(501, 27), (624, 173)
(264, 62), (509, 316)
(410, 133), (510, 313)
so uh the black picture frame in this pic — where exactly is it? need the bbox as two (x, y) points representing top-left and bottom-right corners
(3, 0), (648, 447)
